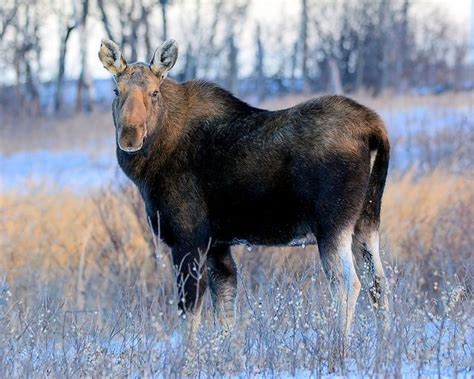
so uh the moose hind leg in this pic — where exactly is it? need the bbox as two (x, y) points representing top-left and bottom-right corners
(352, 226), (389, 334)
(207, 245), (238, 331)
(318, 226), (361, 338)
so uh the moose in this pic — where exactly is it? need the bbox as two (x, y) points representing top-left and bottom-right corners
(98, 39), (390, 338)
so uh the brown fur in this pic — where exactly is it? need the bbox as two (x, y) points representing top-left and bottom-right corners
(99, 39), (391, 339)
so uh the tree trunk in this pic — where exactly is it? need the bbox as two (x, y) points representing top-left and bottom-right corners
(97, 0), (115, 41)
(76, 0), (94, 113)
(226, 32), (238, 94)
(201, 0), (223, 76)
(55, 22), (75, 113)
(128, 0), (139, 62)
(328, 58), (343, 94)
(355, 39), (365, 92)
(142, 3), (152, 59)
(290, 41), (298, 92)
(25, 59), (40, 116)
(183, 42), (197, 81)
(300, 0), (310, 94)
(395, 0), (410, 93)
(0, 4), (17, 41)
(376, 0), (391, 95)
(160, 0), (168, 41)
(255, 23), (265, 101)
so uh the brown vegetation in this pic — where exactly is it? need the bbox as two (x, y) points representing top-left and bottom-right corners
(0, 92), (472, 376)
(1, 167), (471, 294)
(0, 164), (472, 376)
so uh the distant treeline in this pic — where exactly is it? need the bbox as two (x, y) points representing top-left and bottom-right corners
(0, 0), (471, 115)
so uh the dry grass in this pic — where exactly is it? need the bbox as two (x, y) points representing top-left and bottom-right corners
(0, 168), (472, 376)
(0, 92), (473, 376)
(1, 168), (471, 294)
(0, 186), (155, 293)
(382, 168), (473, 259)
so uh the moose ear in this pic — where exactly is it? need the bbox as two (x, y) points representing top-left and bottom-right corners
(98, 38), (127, 75)
(150, 39), (178, 78)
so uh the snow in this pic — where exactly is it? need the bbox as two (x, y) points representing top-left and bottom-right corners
(0, 149), (119, 193)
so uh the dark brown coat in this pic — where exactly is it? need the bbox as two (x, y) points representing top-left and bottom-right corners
(99, 39), (390, 334)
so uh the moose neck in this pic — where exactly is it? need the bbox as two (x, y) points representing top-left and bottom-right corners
(153, 79), (189, 157)
(116, 79), (230, 182)
(152, 79), (246, 156)
(116, 78), (258, 185)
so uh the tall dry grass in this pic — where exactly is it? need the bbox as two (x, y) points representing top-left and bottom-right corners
(382, 168), (473, 258)
(0, 92), (473, 376)
(1, 168), (472, 300)
(0, 167), (472, 376)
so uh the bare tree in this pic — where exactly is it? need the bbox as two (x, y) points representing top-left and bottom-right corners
(394, 0), (411, 92)
(160, 0), (170, 41)
(97, 0), (117, 42)
(300, 0), (310, 93)
(328, 58), (343, 94)
(354, 2), (369, 92)
(9, 1), (42, 114)
(0, 0), (17, 41)
(254, 23), (265, 101)
(374, 0), (392, 95)
(222, 0), (250, 94)
(96, 0), (149, 63)
(182, 0), (201, 81)
(200, 0), (223, 77)
(290, 41), (298, 91)
(54, 1), (77, 113)
(127, 0), (140, 62)
(225, 31), (238, 93)
(0, 0), (470, 115)
(75, 0), (95, 112)
(141, 0), (153, 59)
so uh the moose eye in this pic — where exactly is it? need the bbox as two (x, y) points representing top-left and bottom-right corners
(151, 90), (159, 98)
(113, 88), (119, 96)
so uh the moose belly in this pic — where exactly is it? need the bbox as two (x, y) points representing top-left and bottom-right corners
(210, 192), (313, 246)
(220, 233), (317, 248)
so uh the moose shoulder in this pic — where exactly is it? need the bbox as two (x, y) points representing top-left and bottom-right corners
(99, 39), (390, 338)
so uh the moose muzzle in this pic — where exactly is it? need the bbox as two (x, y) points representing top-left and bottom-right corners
(118, 124), (147, 153)
(117, 90), (147, 153)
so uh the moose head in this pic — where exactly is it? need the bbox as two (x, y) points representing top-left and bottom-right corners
(98, 39), (178, 153)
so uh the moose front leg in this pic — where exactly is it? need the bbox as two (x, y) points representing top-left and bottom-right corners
(171, 242), (209, 333)
(147, 176), (211, 333)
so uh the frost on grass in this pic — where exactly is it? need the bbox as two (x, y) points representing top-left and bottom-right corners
(0, 257), (472, 378)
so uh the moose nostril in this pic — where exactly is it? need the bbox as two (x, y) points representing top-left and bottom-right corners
(118, 126), (145, 152)
(118, 140), (143, 152)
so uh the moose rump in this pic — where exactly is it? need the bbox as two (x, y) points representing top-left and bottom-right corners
(98, 38), (390, 338)
(198, 102), (381, 247)
(193, 97), (391, 335)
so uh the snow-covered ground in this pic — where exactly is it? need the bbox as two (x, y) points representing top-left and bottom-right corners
(1, 273), (472, 378)
(0, 150), (117, 193)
